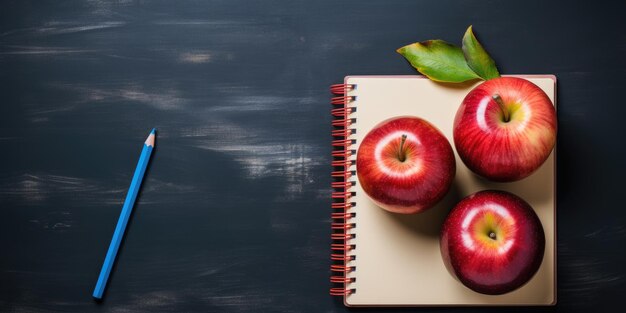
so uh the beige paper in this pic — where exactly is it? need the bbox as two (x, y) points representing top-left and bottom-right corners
(343, 75), (556, 306)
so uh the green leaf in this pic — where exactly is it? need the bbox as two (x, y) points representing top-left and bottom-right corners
(462, 25), (500, 80)
(397, 40), (481, 83)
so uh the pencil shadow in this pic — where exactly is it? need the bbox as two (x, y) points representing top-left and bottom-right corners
(385, 181), (462, 238)
(93, 144), (157, 302)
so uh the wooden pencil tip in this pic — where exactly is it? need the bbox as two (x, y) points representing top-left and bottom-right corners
(145, 129), (156, 147)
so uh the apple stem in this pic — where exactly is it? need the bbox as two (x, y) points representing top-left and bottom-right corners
(492, 94), (510, 122)
(488, 232), (497, 240)
(398, 134), (408, 162)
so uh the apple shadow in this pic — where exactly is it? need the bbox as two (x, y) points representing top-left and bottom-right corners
(466, 152), (555, 205)
(384, 181), (463, 238)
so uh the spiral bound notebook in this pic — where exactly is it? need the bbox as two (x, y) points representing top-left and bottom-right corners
(330, 75), (556, 306)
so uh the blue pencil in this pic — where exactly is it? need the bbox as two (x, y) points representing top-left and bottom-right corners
(93, 128), (156, 300)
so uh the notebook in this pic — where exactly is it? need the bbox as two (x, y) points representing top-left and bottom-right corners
(330, 75), (556, 306)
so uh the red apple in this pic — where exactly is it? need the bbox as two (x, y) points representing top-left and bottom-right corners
(440, 190), (545, 295)
(453, 77), (557, 182)
(356, 116), (455, 214)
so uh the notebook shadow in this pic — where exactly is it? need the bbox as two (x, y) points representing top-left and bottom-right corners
(385, 181), (462, 238)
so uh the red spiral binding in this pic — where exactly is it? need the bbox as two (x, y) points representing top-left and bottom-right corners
(331, 212), (353, 219)
(331, 170), (351, 179)
(331, 149), (353, 158)
(332, 118), (353, 127)
(330, 83), (356, 297)
(332, 128), (353, 138)
(331, 222), (355, 230)
(330, 287), (354, 296)
(331, 191), (353, 199)
(330, 264), (355, 273)
(331, 202), (352, 210)
(330, 276), (354, 283)
(331, 181), (353, 189)
(332, 139), (354, 147)
(330, 83), (355, 95)
(331, 160), (353, 167)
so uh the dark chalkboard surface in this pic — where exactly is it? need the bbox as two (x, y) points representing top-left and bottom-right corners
(1, 0), (624, 312)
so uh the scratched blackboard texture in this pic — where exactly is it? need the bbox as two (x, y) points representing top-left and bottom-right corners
(1, 0), (624, 312)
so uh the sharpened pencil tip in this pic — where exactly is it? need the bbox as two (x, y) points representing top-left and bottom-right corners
(145, 129), (156, 147)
